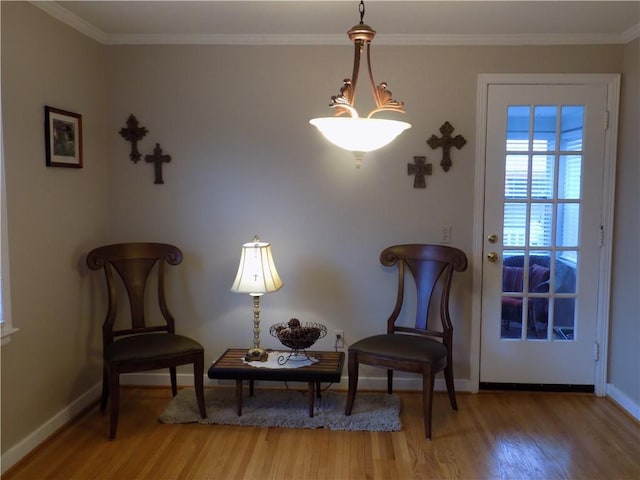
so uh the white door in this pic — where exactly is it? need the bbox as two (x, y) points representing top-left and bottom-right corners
(479, 80), (615, 386)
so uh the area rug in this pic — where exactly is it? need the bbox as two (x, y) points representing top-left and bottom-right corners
(159, 388), (402, 432)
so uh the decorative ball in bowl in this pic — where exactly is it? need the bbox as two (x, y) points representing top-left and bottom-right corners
(270, 318), (327, 351)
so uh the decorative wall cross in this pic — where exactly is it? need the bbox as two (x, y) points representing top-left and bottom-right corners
(407, 156), (432, 188)
(145, 143), (171, 184)
(118, 114), (148, 163)
(427, 121), (466, 172)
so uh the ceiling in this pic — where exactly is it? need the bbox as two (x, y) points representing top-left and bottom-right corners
(34, 1), (640, 45)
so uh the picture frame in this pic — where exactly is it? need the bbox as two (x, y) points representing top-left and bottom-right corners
(44, 106), (83, 168)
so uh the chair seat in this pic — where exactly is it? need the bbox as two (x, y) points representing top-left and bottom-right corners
(105, 333), (204, 364)
(350, 334), (448, 364)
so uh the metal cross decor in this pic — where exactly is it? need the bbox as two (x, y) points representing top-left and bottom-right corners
(118, 114), (148, 163)
(407, 156), (432, 188)
(145, 143), (171, 184)
(427, 121), (467, 172)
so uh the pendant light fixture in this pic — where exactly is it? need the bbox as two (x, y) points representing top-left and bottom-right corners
(310, 0), (411, 168)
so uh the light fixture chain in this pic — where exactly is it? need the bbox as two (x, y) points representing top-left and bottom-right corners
(359, 0), (365, 24)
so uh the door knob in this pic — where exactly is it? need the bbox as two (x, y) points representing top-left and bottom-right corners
(487, 233), (498, 243)
(487, 252), (498, 262)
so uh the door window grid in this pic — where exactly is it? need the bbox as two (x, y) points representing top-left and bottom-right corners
(501, 105), (583, 341)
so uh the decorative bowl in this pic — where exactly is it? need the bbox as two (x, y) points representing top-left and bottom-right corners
(269, 318), (327, 351)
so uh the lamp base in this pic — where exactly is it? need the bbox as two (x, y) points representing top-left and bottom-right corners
(245, 347), (268, 362)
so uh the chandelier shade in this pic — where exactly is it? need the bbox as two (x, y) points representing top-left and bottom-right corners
(310, 0), (411, 166)
(310, 117), (411, 153)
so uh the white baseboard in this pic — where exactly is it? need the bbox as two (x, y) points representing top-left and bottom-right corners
(606, 383), (640, 421)
(1, 382), (102, 475)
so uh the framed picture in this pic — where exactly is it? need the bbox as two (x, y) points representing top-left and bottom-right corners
(44, 106), (83, 168)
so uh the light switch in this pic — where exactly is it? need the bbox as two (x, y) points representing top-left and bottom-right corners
(441, 225), (452, 244)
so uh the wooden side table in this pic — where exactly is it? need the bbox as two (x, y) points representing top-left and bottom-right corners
(207, 349), (345, 417)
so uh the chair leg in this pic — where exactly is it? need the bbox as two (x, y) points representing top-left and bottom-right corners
(387, 369), (394, 394)
(100, 365), (109, 412)
(344, 352), (358, 415)
(194, 355), (207, 419)
(170, 367), (178, 397)
(108, 367), (120, 440)
(444, 362), (458, 411)
(422, 367), (435, 440)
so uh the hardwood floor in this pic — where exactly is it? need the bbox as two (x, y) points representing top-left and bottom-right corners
(5, 387), (639, 479)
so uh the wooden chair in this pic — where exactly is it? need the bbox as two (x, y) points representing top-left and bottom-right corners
(87, 242), (207, 439)
(344, 244), (467, 439)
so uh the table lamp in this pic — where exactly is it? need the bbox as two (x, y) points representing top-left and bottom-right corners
(231, 235), (283, 362)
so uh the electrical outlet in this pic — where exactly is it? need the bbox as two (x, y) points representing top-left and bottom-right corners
(334, 330), (345, 349)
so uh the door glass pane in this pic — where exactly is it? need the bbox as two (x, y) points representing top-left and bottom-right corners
(503, 203), (527, 247)
(558, 155), (582, 199)
(529, 203), (553, 247)
(554, 252), (577, 294)
(531, 155), (554, 199)
(528, 297), (549, 340)
(505, 155), (529, 198)
(556, 203), (579, 247)
(553, 297), (575, 341)
(533, 106), (557, 151)
(503, 266), (524, 293)
(560, 106), (584, 151)
(500, 102), (584, 342)
(506, 106), (531, 150)
(501, 295), (524, 339)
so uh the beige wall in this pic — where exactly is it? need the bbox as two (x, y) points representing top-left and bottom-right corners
(2, 0), (638, 461)
(1, 2), (108, 453)
(609, 38), (640, 404)
(102, 42), (623, 382)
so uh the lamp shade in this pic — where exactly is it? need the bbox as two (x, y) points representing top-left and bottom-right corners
(309, 117), (411, 153)
(231, 237), (283, 296)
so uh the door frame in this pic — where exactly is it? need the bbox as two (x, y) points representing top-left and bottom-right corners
(470, 73), (620, 395)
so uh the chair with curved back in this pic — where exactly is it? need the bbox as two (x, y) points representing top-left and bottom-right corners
(344, 244), (468, 439)
(87, 242), (207, 439)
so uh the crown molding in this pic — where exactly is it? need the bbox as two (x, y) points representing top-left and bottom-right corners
(32, 1), (108, 44)
(621, 24), (640, 43)
(97, 32), (640, 47)
(32, 1), (639, 47)
(374, 33), (634, 46)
